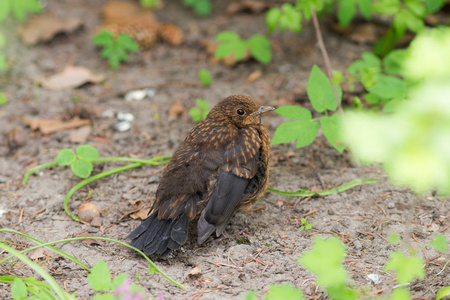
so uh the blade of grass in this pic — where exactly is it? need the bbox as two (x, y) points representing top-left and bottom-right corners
(267, 178), (378, 197)
(0, 232), (185, 289)
(0, 229), (90, 271)
(0, 242), (72, 300)
(63, 155), (171, 222)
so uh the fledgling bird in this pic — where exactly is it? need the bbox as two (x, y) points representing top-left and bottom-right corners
(127, 95), (274, 256)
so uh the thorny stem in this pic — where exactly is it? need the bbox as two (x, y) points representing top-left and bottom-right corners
(310, 8), (343, 113)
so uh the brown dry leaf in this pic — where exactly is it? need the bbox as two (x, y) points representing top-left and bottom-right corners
(7, 127), (25, 154)
(349, 23), (377, 44)
(19, 15), (82, 45)
(39, 66), (105, 90)
(226, 1), (271, 15)
(188, 266), (202, 278)
(245, 70), (262, 83)
(29, 248), (46, 260)
(23, 116), (90, 135)
(130, 207), (151, 220)
(99, 20), (158, 49)
(168, 99), (185, 119)
(70, 125), (92, 143)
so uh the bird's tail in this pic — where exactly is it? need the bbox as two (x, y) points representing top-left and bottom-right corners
(127, 212), (189, 257)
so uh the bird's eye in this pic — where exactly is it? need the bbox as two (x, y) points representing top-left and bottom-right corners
(237, 109), (245, 115)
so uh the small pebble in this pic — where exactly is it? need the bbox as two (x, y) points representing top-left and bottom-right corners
(328, 208), (335, 215)
(387, 202), (395, 209)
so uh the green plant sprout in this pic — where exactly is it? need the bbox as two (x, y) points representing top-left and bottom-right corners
(245, 284), (305, 300)
(189, 98), (210, 123)
(184, 0), (212, 16)
(0, 228), (185, 296)
(0, 92), (7, 105)
(346, 50), (408, 109)
(0, 0), (42, 22)
(22, 145), (171, 222)
(139, 0), (159, 8)
(272, 65), (344, 152)
(299, 218), (315, 231)
(0, 33), (6, 71)
(214, 31), (272, 65)
(92, 30), (139, 70)
(198, 68), (212, 87)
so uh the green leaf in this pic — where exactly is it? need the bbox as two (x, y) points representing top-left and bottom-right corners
(0, 93), (7, 105)
(71, 159), (93, 178)
(388, 233), (400, 244)
(76, 145), (99, 162)
(275, 106), (311, 120)
(279, 3), (302, 32)
(112, 273), (128, 288)
(357, 0), (372, 20)
(272, 119), (319, 148)
(390, 287), (410, 300)
(87, 261), (112, 292)
(0, 0), (11, 23)
(0, 34), (5, 47)
(307, 65), (337, 112)
(405, 0), (426, 18)
(56, 149), (76, 166)
(266, 8), (281, 33)
(383, 49), (408, 76)
(215, 31), (240, 43)
(140, 0), (158, 8)
(197, 98), (209, 110)
(425, 0), (445, 13)
(431, 234), (448, 253)
(93, 295), (114, 300)
(338, 0), (356, 28)
(298, 236), (347, 288)
(384, 252), (425, 284)
(437, 286), (450, 300)
(117, 34), (139, 51)
(320, 114), (345, 152)
(245, 290), (257, 300)
(92, 31), (114, 47)
(368, 75), (406, 100)
(372, 0), (400, 15)
(185, 0), (211, 16)
(198, 69), (212, 87)
(0, 54), (7, 70)
(10, 0), (42, 21)
(247, 35), (272, 64)
(11, 278), (28, 300)
(266, 284), (305, 300)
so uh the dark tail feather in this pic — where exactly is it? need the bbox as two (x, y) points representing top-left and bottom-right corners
(127, 213), (189, 256)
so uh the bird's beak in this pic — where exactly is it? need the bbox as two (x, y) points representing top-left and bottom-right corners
(251, 106), (275, 116)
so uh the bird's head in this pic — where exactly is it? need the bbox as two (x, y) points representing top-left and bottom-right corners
(209, 95), (274, 128)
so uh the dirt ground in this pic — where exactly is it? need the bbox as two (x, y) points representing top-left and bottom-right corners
(1, 1), (449, 299)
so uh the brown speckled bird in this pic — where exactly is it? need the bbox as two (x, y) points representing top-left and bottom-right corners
(127, 95), (274, 256)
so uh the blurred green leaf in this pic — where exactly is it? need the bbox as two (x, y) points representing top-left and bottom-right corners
(431, 234), (448, 253)
(337, 0), (356, 28)
(298, 236), (347, 288)
(275, 106), (311, 120)
(388, 233), (400, 244)
(9, 0), (42, 21)
(279, 3), (302, 32)
(0, 93), (7, 105)
(272, 119), (319, 148)
(198, 69), (212, 87)
(244, 290), (257, 300)
(140, 0), (158, 8)
(425, 0), (445, 13)
(390, 288), (410, 300)
(266, 284), (305, 300)
(11, 278), (27, 300)
(357, 0), (372, 19)
(367, 75), (406, 100)
(87, 261), (112, 292)
(92, 31), (138, 69)
(372, 0), (400, 15)
(184, 0), (211, 16)
(437, 286), (450, 300)
(384, 252), (425, 284)
(383, 49), (408, 76)
(266, 8), (281, 33)
(0, 54), (7, 70)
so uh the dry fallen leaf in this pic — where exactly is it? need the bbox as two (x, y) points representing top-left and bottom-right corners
(168, 99), (185, 119)
(130, 207), (151, 220)
(29, 248), (46, 260)
(70, 125), (92, 143)
(226, 1), (271, 15)
(188, 266), (202, 278)
(19, 15), (82, 45)
(349, 23), (377, 44)
(245, 70), (262, 83)
(23, 116), (90, 134)
(102, 0), (156, 24)
(39, 66), (105, 90)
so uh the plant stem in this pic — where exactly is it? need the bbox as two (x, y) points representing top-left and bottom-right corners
(22, 162), (58, 184)
(311, 8), (342, 112)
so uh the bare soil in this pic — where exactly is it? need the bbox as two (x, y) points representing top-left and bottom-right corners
(0, 1), (448, 299)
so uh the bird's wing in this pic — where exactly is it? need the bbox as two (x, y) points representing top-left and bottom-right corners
(197, 127), (261, 244)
